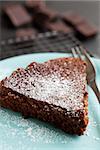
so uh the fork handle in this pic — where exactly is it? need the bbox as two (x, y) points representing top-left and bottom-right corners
(90, 80), (100, 103)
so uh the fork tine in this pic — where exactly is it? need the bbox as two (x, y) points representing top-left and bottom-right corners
(71, 47), (83, 59)
(79, 46), (95, 66)
(75, 46), (83, 59)
(71, 47), (78, 58)
(79, 45), (91, 60)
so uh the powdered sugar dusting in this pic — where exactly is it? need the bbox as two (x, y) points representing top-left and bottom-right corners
(5, 72), (85, 111)
(4, 58), (87, 112)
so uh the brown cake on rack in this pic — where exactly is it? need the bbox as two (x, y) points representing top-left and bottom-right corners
(0, 57), (88, 135)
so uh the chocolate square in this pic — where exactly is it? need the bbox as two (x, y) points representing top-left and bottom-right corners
(76, 21), (98, 38)
(38, 7), (58, 20)
(45, 21), (73, 33)
(25, 0), (46, 11)
(33, 7), (58, 30)
(3, 4), (32, 27)
(62, 11), (85, 26)
(16, 28), (37, 37)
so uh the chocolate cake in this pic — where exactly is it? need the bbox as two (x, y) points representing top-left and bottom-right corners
(0, 58), (88, 135)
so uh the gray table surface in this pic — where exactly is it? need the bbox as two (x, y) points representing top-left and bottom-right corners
(0, 1), (100, 58)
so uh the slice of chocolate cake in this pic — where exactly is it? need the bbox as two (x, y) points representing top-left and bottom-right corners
(0, 58), (88, 135)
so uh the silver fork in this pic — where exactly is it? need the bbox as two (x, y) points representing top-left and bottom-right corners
(71, 46), (100, 103)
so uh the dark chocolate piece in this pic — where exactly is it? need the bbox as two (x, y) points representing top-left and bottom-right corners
(45, 21), (73, 33)
(25, 0), (46, 11)
(62, 11), (85, 26)
(76, 21), (98, 38)
(0, 58), (88, 135)
(16, 28), (37, 37)
(3, 4), (32, 27)
(33, 7), (58, 29)
(38, 7), (58, 20)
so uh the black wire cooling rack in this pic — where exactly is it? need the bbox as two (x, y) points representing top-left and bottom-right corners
(0, 31), (82, 60)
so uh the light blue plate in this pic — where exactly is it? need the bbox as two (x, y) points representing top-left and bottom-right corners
(0, 53), (100, 150)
